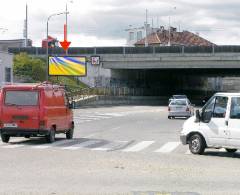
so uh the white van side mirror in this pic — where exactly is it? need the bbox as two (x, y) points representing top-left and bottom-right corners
(202, 110), (212, 123)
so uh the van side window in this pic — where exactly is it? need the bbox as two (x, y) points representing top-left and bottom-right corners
(212, 96), (228, 118)
(230, 97), (240, 119)
(204, 97), (215, 113)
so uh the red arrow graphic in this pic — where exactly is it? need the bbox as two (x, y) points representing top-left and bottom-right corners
(60, 24), (71, 51)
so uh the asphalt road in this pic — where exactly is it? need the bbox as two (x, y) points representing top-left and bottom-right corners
(1, 106), (240, 195)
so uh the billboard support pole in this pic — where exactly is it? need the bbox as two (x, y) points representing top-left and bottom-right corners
(46, 20), (49, 81)
(46, 12), (67, 81)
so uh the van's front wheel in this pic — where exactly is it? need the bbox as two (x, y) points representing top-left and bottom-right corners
(189, 134), (205, 155)
(1, 134), (10, 143)
(46, 129), (55, 143)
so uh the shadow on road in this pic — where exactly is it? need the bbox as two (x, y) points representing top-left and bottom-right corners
(204, 151), (240, 159)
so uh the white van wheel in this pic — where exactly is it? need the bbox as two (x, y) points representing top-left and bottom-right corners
(189, 134), (205, 155)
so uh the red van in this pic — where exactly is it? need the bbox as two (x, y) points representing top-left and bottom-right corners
(0, 82), (74, 143)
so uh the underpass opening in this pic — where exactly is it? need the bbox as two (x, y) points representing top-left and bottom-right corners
(110, 69), (240, 100)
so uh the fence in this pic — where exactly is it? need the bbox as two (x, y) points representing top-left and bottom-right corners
(67, 86), (215, 102)
(8, 45), (240, 56)
(68, 87), (150, 100)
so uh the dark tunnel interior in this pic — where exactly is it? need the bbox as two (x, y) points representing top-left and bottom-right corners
(110, 69), (240, 99)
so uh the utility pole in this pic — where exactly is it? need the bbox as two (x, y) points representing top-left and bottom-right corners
(168, 16), (171, 46)
(46, 12), (67, 81)
(168, 7), (176, 46)
(65, 1), (73, 54)
(65, 3), (68, 55)
(24, 4), (28, 47)
(144, 9), (148, 47)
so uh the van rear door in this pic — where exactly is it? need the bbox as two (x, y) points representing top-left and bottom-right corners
(2, 90), (40, 129)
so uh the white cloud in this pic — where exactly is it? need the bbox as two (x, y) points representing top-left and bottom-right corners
(1, 0), (240, 46)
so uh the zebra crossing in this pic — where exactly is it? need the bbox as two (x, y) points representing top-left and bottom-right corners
(74, 109), (164, 124)
(0, 138), (184, 153)
(74, 112), (125, 124)
(0, 137), (235, 155)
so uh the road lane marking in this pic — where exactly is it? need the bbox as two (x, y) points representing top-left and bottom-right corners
(82, 134), (98, 138)
(85, 115), (112, 119)
(219, 148), (226, 152)
(155, 142), (180, 153)
(93, 112), (125, 117)
(185, 149), (191, 155)
(8, 138), (26, 143)
(2, 144), (24, 149)
(61, 140), (101, 150)
(75, 116), (112, 119)
(92, 141), (128, 151)
(122, 141), (155, 152)
(77, 120), (92, 123)
(32, 139), (73, 149)
(111, 126), (121, 130)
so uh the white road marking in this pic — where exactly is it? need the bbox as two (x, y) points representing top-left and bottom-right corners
(155, 142), (180, 153)
(185, 149), (191, 155)
(61, 140), (101, 150)
(32, 139), (72, 149)
(219, 148), (226, 152)
(78, 120), (92, 122)
(9, 138), (25, 143)
(2, 144), (24, 149)
(92, 141), (127, 151)
(82, 133), (98, 138)
(111, 126), (121, 130)
(75, 116), (112, 119)
(93, 112), (125, 117)
(122, 141), (155, 152)
(77, 118), (101, 121)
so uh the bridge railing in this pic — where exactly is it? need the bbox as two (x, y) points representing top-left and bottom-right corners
(8, 45), (240, 55)
(68, 86), (215, 100)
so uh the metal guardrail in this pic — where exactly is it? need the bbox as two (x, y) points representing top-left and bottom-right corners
(8, 45), (240, 55)
(67, 86), (215, 101)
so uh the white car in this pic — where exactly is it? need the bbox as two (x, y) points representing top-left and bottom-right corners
(168, 99), (194, 119)
(180, 93), (240, 154)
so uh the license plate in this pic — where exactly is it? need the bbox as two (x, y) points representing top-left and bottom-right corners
(176, 107), (183, 109)
(3, 123), (18, 128)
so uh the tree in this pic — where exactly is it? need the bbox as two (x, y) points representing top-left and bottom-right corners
(13, 53), (46, 82)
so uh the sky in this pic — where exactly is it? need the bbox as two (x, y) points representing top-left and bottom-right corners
(0, 0), (240, 47)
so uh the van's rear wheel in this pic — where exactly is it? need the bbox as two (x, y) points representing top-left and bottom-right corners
(46, 129), (55, 143)
(189, 134), (205, 155)
(225, 148), (237, 153)
(66, 125), (74, 139)
(1, 134), (10, 143)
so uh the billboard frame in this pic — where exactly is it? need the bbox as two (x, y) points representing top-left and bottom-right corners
(48, 55), (87, 77)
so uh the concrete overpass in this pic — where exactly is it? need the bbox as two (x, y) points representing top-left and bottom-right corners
(101, 53), (240, 69)
(9, 45), (240, 69)
(8, 46), (240, 97)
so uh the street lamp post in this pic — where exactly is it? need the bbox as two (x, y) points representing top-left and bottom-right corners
(65, 0), (73, 55)
(46, 12), (68, 81)
(168, 7), (177, 46)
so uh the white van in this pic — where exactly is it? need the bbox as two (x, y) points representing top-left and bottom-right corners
(180, 93), (240, 154)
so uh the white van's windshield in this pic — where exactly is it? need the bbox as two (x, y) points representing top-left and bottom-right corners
(5, 91), (39, 106)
